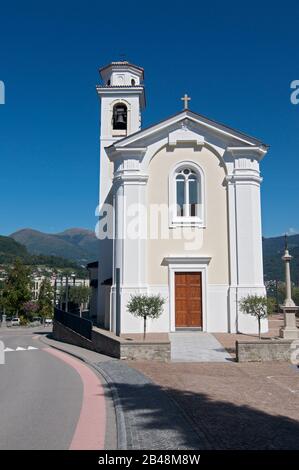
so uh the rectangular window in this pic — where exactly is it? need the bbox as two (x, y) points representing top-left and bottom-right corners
(189, 178), (198, 216)
(176, 178), (185, 216)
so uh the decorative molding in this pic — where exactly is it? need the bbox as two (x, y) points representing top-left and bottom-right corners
(110, 110), (267, 149)
(162, 256), (211, 265)
(168, 125), (205, 148)
(106, 146), (147, 161)
(226, 146), (267, 161)
(225, 174), (263, 185)
(113, 172), (149, 184)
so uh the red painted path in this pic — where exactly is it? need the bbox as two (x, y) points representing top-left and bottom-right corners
(45, 347), (106, 450)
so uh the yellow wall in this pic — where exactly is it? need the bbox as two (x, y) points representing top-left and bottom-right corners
(147, 145), (229, 285)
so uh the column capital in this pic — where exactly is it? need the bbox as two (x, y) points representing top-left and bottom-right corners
(225, 174), (263, 185)
(113, 172), (149, 185)
(226, 145), (268, 161)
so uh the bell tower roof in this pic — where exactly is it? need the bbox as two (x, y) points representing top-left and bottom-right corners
(97, 60), (146, 109)
(99, 61), (144, 81)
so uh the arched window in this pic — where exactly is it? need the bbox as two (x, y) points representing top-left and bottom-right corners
(131, 78), (136, 86)
(175, 167), (200, 217)
(112, 103), (127, 130)
(169, 162), (204, 227)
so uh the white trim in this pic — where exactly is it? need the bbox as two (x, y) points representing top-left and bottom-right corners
(165, 257), (211, 332)
(111, 110), (266, 149)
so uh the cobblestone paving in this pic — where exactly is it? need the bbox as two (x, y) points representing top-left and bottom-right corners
(43, 334), (299, 450)
(129, 361), (299, 449)
(170, 332), (232, 362)
(96, 360), (210, 450)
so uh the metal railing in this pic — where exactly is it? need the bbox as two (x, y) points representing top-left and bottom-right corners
(54, 307), (92, 340)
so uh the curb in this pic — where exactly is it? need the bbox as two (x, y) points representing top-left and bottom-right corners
(39, 334), (127, 450)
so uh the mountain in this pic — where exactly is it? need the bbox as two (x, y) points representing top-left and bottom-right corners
(0, 235), (28, 263)
(9, 228), (299, 281)
(10, 228), (99, 265)
(263, 234), (299, 283)
(0, 234), (85, 274)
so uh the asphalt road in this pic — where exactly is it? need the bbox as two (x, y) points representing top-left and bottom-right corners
(0, 327), (89, 449)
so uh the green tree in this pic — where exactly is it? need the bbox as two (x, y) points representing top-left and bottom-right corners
(127, 294), (165, 340)
(239, 295), (272, 339)
(293, 287), (299, 306)
(68, 285), (91, 317)
(38, 278), (53, 318)
(2, 258), (32, 316)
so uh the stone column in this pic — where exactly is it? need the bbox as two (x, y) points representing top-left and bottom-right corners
(280, 243), (299, 339)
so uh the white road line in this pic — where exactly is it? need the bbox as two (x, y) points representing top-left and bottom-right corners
(3, 346), (40, 352)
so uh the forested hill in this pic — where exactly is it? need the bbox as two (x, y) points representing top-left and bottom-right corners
(0, 235), (85, 274)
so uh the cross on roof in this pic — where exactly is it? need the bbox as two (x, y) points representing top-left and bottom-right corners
(181, 93), (191, 110)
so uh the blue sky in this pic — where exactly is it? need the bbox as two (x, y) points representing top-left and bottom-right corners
(0, 0), (298, 237)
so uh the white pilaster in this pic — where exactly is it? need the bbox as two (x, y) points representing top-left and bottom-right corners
(226, 146), (268, 334)
(109, 149), (149, 334)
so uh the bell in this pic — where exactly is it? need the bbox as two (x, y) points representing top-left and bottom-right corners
(116, 113), (125, 124)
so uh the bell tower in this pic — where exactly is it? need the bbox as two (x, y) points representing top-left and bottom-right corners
(96, 61), (145, 203)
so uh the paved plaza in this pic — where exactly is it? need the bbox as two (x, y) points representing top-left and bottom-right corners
(170, 332), (231, 362)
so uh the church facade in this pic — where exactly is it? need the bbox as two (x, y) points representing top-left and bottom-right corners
(94, 61), (269, 335)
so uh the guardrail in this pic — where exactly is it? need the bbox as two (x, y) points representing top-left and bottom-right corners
(54, 308), (92, 340)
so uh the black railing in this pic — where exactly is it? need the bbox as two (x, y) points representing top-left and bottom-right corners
(54, 307), (92, 340)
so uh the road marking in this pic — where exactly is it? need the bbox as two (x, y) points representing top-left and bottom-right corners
(3, 346), (39, 352)
(44, 347), (106, 450)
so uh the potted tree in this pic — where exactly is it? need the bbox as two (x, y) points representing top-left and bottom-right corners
(239, 295), (274, 339)
(127, 294), (165, 340)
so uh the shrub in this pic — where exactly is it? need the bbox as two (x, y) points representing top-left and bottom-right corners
(127, 294), (165, 339)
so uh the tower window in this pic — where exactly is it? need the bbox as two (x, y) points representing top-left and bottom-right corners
(131, 78), (136, 86)
(107, 79), (111, 86)
(113, 103), (127, 130)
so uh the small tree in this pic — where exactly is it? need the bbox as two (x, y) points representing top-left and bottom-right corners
(2, 259), (32, 316)
(23, 301), (39, 321)
(239, 295), (271, 339)
(68, 285), (91, 317)
(38, 278), (53, 319)
(127, 294), (165, 340)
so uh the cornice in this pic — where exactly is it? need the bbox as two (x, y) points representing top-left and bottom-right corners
(106, 147), (147, 161)
(226, 146), (268, 160)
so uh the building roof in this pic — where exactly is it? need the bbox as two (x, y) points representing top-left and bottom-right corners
(99, 61), (144, 79)
(86, 261), (98, 269)
(108, 108), (269, 150)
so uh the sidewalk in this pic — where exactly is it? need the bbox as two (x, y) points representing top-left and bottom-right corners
(41, 333), (299, 450)
(41, 334), (208, 450)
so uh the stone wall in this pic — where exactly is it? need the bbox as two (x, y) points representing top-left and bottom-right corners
(236, 339), (294, 362)
(121, 342), (170, 361)
(53, 320), (95, 351)
(53, 320), (170, 361)
(92, 330), (120, 358)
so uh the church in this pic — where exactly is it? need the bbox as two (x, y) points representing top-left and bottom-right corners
(90, 60), (269, 336)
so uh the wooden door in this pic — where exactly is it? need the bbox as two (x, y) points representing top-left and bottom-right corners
(175, 272), (202, 328)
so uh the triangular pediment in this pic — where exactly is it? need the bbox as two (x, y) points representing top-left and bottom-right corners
(107, 110), (268, 152)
